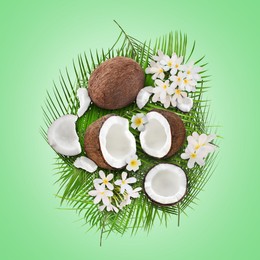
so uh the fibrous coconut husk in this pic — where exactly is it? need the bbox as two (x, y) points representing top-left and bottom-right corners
(84, 114), (114, 170)
(88, 56), (145, 110)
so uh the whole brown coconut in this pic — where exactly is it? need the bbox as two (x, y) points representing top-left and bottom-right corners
(88, 56), (145, 109)
(152, 109), (186, 158)
(84, 114), (114, 170)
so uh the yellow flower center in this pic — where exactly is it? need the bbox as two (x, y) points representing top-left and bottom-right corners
(159, 68), (163, 73)
(191, 153), (197, 159)
(184, 79), (189, 84)
(177, 77), (181, 82)
(100, 191), (105, 195)
(103, 179), (108, 184)
(168, 61), (172, 67)
(130, 160), (138, 167)
(175, 89), (181, 95)
(195, 144), (201, 150)
(175, 64), (179, 68)
(134, 117), (143, 126)
(162, 84), (167, 89)
(122, 180), (126, 185)
(187, 70), (191, 75)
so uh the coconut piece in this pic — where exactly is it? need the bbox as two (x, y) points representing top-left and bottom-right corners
(77, 88), (91, 117)
(74, 156), (97, 173)
(136, 87), (154, 109)
(139, 109), (185, 158)
(177, 97), (193, 112)
(88, 57), (145, 110)
(84, 114), (136, 169)
(48, 114), (81, 156)
(144, 163), (187, 206)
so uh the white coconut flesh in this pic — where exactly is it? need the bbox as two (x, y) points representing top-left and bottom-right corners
(48, 114), (81, 156)
(99, 116), (136, 168)
(177, 97), (193, 112)
(136, 87), (153, 109)
(77, 87), (91, 117)
(139, 111), (171, 158)
(144, 164), (187, 205)
(74, 156), (97, 173)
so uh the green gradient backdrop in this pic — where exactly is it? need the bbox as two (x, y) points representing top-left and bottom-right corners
(1, 0), (259, 259)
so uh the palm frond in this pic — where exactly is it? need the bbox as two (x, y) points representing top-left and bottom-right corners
(41, 22), (219, 240)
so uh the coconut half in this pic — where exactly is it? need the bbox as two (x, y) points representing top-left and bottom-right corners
(144, 163), (187, 206)
(139, 109), (186, 158)
(84, 115), (136, 169)
(77, 87), (91, 117)
(74, 156), (97, 173)
(48, 114), (81, 156)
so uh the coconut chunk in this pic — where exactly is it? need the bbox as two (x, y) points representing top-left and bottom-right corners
(136, 87), (153, 109)
(144, 163), (187, 206)
(74, 156), (97, 173)
(48, 115), (81, 156)
(77, 88), (91, 117)
(177, 97), (193, 112)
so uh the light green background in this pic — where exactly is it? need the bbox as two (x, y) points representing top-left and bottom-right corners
(1, 0), (259, 259)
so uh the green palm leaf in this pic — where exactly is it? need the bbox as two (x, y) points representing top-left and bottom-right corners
(41, 21), (219, 244)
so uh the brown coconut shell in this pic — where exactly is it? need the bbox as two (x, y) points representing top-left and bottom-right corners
(152, 109), (186, 158)
(88, 56), (145, 110)
(84, 114), (115, 170)
(143, 163), (188, 206)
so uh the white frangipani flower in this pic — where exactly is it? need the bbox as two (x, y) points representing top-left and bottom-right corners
(99, 201), (119, 213)
(88, 183), (113, 205)
(145, 61), (165, 80)
(119, 187), (142, 209)
(152, 80), (174, 105)
(131, 113), (148, 131)
(171, 87), (187, 107)
(126, 154), (141, 172)
(181, 132), (216, 168)
(114, 172), (137, 194)
(182, 61), (202, 81)
(169, 71), (185, 88)
(187, 132), (216, 154)
(152, 50), (166, 62)
(166, 53), (184, 75)
(160, 54), (175, 72)
(94, 170), (114, 190)
(181, 145), (206, 168)
(180, 77), (197, 92)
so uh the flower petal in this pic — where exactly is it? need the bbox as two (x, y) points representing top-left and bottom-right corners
(187, 158), (195, 168)
(122, 172), (127, 180)
(107, 182), (114, 191)
(94, 195), (102, 204)
(99, 170), (105, 179)
(127, 177), (137, 184)
(107, 174), (114, 181)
